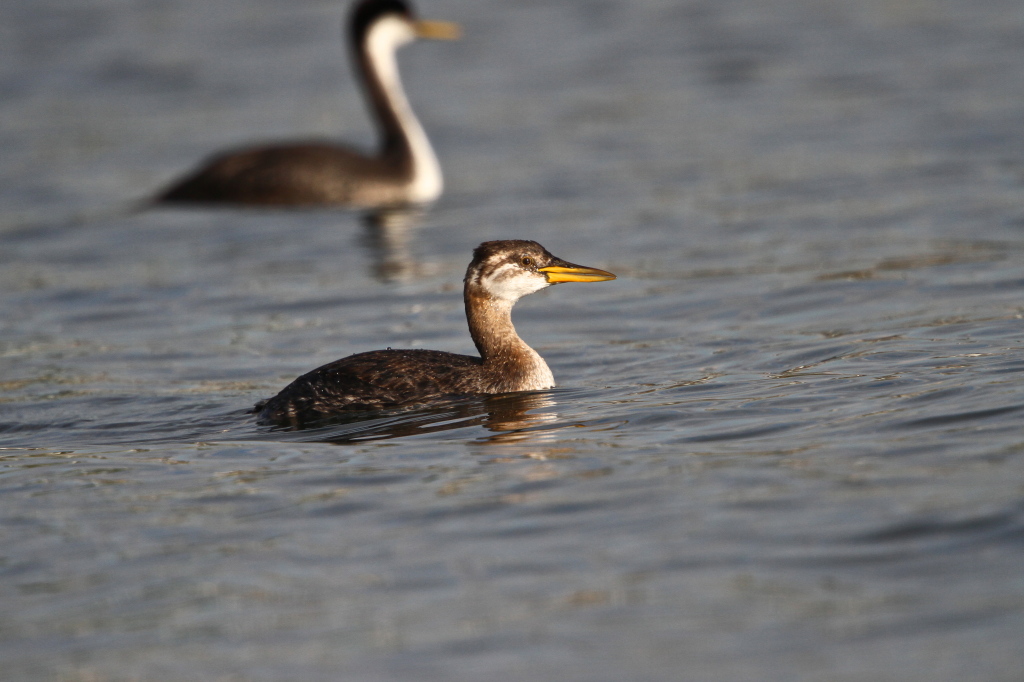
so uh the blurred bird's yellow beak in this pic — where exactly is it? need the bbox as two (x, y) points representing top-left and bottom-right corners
(414, 20), (462, 40)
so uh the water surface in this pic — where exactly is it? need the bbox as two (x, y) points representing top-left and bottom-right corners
(3, 0), (1024, 680)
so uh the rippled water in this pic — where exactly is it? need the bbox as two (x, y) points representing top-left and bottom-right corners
(4, 0), (1024, 680)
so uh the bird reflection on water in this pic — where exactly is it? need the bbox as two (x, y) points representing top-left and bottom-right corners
(260, 391), (560, 446)
(358, 207), (433, 283)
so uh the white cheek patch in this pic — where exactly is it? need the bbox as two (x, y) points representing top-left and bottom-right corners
(366, 16), (416, 55)
(481, 262), (550, 302)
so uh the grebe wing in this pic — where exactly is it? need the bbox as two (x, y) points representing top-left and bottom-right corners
(158, 143), (382, 205)
(256, 349), (482, 424)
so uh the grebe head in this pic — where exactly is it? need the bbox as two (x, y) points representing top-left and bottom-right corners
(465, 240), (616, 303)
(351, 0), (461, 52)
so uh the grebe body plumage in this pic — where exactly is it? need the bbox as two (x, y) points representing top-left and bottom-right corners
(157, 0), (458, 207)
(255, 240), (615, 426)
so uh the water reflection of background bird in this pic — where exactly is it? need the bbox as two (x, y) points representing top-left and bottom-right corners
(358, 207), (434, 283)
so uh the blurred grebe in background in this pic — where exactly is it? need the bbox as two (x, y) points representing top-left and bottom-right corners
(158, 0), (459, 207)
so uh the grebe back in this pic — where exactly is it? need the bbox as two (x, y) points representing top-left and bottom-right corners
(256, 240), (616, 426)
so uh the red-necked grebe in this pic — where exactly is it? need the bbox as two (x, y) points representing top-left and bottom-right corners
(157, 0), (459, 207)
(256, 240), (616, 426)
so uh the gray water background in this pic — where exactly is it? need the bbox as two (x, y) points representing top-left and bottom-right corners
(3, 0), (1024, 679)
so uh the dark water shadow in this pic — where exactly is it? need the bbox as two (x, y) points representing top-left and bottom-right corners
(0, 200), (149, 240)
(253, 391), (561, 445)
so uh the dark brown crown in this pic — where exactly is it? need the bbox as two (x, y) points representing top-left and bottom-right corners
(349, 0), (415, 45)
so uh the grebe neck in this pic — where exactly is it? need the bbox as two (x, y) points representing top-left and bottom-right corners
(465, 291), (555, 391)
(357, 18), (442, 202)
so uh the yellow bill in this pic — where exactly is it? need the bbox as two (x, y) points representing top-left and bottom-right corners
(415, 20), (462, 40)
(538, 265), (617, 283)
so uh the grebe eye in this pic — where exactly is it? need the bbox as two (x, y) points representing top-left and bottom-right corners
(521, 256), (533, 267)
